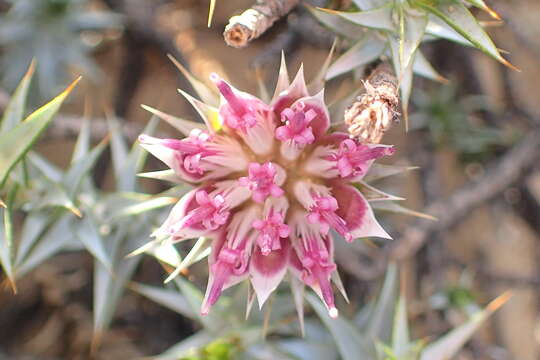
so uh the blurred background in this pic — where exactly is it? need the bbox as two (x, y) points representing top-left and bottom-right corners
(0, 0), (539, 359)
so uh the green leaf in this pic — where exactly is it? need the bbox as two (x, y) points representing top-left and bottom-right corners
(326, 35), (386, 79)
(308, 5), (365, 40)
(37, 179), (81, 216)
(412, 51), (447, 83)
(353, 0), (391, 11)
(64, 136), (108, 198)
(1, 60), (35, 132)
(15, 212), (51, 267)
(141, 105), (206, 137)
(93, 230), (143, 337)
(371, 201), (437, 221)
(144, 241), (182, 268)
(464, 0), (501, 19)
(174, 276), (225, 332)
(155, 331), (214, 359)
(318, 5), (395, 32)
(137, 169), (181, 183)
(420, 293), (510, 360)
(16, 216), (73, 277)
(425, 16), (470, 47)
(165, 236), (211, 283)
(392, 296), (410, 357)
(365, 264), (398, 343)
(388, 34), (414, 128)
(130, 282), (195, 319)
(0, 77), (80, 188)
(398, 6), (427, 73)
(364, 163), (418, 182)
(74, 215), (112, 271)
(0, 185), (18, 291)
(416, 0), (516, 69)
(307, 294), (374, 360)
(114, 196), (177, 218)
(168, 55), (219, 107)
(71, 118), (91, 163)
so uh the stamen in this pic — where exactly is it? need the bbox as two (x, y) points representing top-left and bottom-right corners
(172, 190), (229, 234)
(329, 139), (395, 178)
(307, 195), (352, 242)
(252, 211), (290, 255)
(275, 102), (316, 146)
(300, 236), (337, 316)
(239, 162), (284, 203)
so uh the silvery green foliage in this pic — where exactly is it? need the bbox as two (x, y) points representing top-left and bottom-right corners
(132, 261), (505, 360)
(0, 0), (122, 98)
(0, 65), (177, 339)
(0, 63), (81, 289)
(310, 0), (513, 120)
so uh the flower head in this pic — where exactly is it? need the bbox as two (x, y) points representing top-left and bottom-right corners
(139, 59), (395, 320)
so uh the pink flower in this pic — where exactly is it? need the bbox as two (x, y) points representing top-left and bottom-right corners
(139, 60), (395, 320)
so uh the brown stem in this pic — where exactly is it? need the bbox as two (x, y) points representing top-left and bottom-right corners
(391, 127), (540, 262)
(224, 0), (301, 48)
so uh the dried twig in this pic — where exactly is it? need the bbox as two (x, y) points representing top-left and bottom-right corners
(224, 0), (301, 48)
(344, 63), (400, 144)
(390, 127), (540, 263)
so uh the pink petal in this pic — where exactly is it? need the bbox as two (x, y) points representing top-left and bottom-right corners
(271, 64), (309, 117)
(290, 90), (330, 139)
(249, 241), (290, 307)
(201, 232), (249, 315)
(331, 182), (391, 240)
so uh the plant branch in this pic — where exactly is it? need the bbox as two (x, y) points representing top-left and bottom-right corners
(224, 0), (301, 48)
(390, 127), (540, 263)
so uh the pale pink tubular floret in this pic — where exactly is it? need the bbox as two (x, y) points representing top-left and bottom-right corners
(300, 236), (338, 318)
(275, 105), (316, 146)
(329, 139), (395, 179)
(211, 73), (275, 155)
(252, 210), (290, 255)
(289, 215), (338, 317)
(239, 162), (285, 203)
(140, 58), (398, 319)
(202, 233), (250, 315)
(307, 195), (352, 242)
(138, 130), (247, 183)
(171, 190), (229, 233)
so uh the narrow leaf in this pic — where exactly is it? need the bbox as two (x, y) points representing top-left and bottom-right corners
(307, 293), (374, 360)
(309, 5), (365, 40)
(318, 5), (395, 31)
(327, 36), (385, 79)
(167, 55), (218, 106)
(420, 292), (511, 360)
(130, 282), (195, 319)
(1, 60), (35, 132)
(165, 237), (211, 283)
(371, 201), (437, 221)
(0, 77), (80, 187)
(417, 1), (516, 70)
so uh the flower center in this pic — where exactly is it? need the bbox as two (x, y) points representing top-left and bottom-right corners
(275, 103), (316, 146)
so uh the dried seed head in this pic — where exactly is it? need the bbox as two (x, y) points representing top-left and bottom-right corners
(344, 64), (399, 144)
